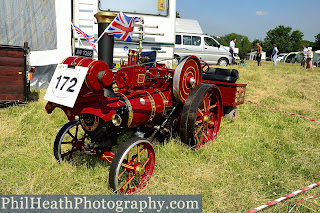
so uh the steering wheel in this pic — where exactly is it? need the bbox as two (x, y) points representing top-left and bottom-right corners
(200, 60), (210, 73)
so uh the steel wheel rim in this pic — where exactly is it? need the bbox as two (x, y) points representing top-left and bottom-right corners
(173, 56), (202, 103)
(219, 59), (228, 66)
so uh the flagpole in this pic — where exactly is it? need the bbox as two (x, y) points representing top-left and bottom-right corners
(96, 28), (107, 43)
(71, 22), (85, 47)
(79, 38), (84, 47)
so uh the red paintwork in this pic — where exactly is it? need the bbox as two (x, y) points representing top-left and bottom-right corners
(62, 56), (112, 91)
(202, 80), (247, 107)
(116, 88), (171, 128)
(46, 55), (247, 125)
(46, 55), (175, 128)
(174, 55), (202, 103)
(46, 53), (246, 169)
(95, 151), (115, 163)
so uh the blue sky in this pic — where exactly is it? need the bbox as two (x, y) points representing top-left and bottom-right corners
(176, 0), (319, 42)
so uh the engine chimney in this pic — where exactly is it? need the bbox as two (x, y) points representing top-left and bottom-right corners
(94, 12), (117, 69)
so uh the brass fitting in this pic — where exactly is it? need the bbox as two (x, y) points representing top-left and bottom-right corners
(94, 12), (117, 24)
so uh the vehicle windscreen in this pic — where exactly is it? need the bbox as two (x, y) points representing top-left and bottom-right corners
(204, 37), (219, 47)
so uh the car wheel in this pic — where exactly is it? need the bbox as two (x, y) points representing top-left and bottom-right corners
(218, 58), (228, 66)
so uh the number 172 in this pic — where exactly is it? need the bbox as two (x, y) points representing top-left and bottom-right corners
(55, 75), (78, 92)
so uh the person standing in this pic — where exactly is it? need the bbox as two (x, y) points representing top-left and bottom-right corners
(229, 38), (236, 64)
(306, 47), (314, 70)
(256, 43), (262, 66)
(271, 44), (278, 67)
(301, 45), (308, 67)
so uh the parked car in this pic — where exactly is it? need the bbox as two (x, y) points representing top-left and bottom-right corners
(277, 53), (288, 62)
(313, 53), (320, 67)
(174, 33), (233, 66)
(284, 52), (299, 63)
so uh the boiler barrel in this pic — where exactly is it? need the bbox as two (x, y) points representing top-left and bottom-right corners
(117, 89), (170, 128)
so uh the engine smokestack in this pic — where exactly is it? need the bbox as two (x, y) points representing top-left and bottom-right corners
(94, 12), (117, 69)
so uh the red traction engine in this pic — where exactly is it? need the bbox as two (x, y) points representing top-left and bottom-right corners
(45, 50), (226, 194)
(44, 9), (246, 195)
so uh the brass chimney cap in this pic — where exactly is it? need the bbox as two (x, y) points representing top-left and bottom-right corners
(94, 12), (117, 23)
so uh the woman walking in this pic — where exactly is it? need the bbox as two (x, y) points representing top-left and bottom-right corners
(306, 47), (314, 70)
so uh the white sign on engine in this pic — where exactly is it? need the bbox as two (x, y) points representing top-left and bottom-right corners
(44, 64), (88, 108)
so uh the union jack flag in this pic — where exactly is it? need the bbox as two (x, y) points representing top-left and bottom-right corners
(104, 12), (142, 42)
(71, 23), (97, 53)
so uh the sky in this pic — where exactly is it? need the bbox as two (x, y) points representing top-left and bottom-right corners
(176, 0), (320, 42)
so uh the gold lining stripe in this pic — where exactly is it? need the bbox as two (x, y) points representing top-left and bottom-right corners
(61, 57), (70, 64)
(83, 59), (95, 90)
(87, 60), (96, 68)
(84, 76), (90, 90)
(146, 92), (156, 122)
(70, 57), (78, 66)
(117, 92), (133, 127)
(76, 57), (87, 66)
(154, 89), (167, 116)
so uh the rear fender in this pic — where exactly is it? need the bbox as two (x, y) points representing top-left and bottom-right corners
(45, 102), (77, 121)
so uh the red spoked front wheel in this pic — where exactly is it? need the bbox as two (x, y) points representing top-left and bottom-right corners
(109, 137), (155, 194)
(180, 84), (223, 149)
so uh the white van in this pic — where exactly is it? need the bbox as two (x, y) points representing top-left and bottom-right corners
(174, 33), (232, 66)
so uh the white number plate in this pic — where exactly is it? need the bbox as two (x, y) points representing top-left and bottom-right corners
(44, 64), (88, 108)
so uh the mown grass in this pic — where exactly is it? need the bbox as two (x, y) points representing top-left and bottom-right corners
(0, 61), (319, 212)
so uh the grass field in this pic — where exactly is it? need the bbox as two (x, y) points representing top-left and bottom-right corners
(0, 61), (320, 212)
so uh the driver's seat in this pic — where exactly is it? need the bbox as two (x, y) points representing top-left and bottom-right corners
(202, 68), (239, 83)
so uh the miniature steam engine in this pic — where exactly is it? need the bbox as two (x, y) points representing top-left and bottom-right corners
(45, 13), (246, 194)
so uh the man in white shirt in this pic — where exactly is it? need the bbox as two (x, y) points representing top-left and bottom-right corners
(229, 38), (236, 64)
(271, 44), (279, 67)
(300, 45), (308, 67)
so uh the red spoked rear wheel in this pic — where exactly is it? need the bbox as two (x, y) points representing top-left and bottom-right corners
(180, 84), (223, 149)
(54, 120), (90, 162)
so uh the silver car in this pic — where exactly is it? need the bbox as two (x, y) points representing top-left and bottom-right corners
(174, 33), (233, 66)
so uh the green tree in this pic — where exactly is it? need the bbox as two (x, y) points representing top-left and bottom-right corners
(217, 33), (252, 59)
(176, 12), (181, 18)
(239, 36), (252, 59)
(251, 39), (264, 51)
(264, 25), (304, 55)
(302, 40), (315, 49)
(290, 30), (304, 52)
(264, 25), (292, 55)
